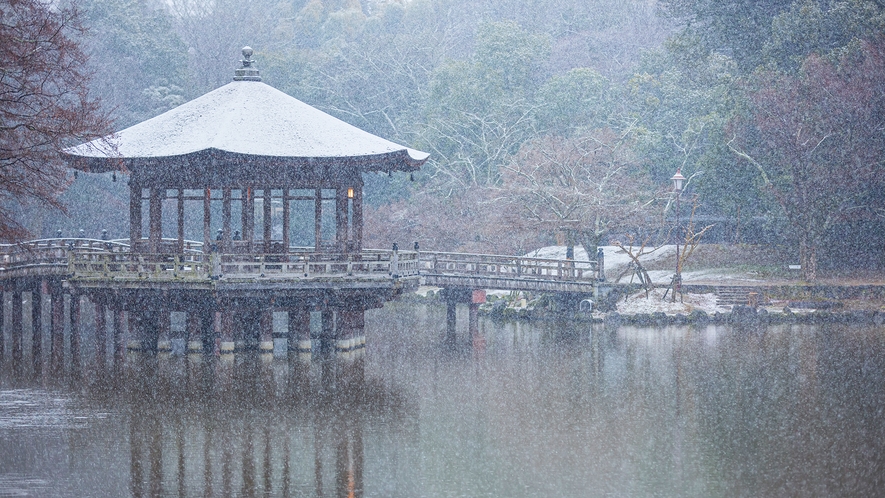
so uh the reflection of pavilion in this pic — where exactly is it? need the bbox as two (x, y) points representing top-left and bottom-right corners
(0, 47), (428, 366)
(98, 355), (412, 497)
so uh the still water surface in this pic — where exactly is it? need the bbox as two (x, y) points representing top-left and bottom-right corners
(1, 303), (883, 497)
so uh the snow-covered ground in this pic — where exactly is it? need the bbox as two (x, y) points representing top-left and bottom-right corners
(524, 245), (766, 285)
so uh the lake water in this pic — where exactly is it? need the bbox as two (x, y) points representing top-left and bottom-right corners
(1, 303), (883, 497)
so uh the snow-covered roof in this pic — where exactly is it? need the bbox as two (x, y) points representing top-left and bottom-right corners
(64, 79), (428, 173)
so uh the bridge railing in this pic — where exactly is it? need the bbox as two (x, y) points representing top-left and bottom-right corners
(68, 250), (419, 280)
(419, 251), (598, 281)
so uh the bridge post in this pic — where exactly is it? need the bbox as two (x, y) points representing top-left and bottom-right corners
(11, 291), (23, 362)
(468, 302), (480, 341)
(70, 293), (81, 368)
(50, 286), (64, 371)
(287, 309), (311, 355)
(113, 308), (126, 362)
(31, 287), (41, 363)
(446, 301), (456, 341)
(95, 301), (107, 364)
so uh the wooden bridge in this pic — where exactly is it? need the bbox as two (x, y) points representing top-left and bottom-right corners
(0, 238), (600, 362)
(0, 238), (598, 292)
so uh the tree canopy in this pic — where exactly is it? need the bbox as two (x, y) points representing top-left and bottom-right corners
(0, 0), (109, 240)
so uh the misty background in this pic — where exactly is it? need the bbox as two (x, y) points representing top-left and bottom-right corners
(23, 0), (885, 274)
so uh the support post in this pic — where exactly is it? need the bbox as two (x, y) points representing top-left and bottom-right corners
(335, 188), (347, 251)
(282, 189), (290, 252)
(95, 301), (107, 364)
(353, 187), (363, 251)
(222, 188), (232, 249)
(11, 291), (22, 362)
(70, 293), (81, 367)
(446, 301), (456, 342)
(314, 188), (322, 252)
(186, 311), (202, 354)
(157, 311), (172, 353)
(220, 310), (234, 355)
(30, 289), (41, 362)
(130, 186), (142, 250)
(259, 308), (273, 354)
(177, 189), (185, 253)
(243, 187), (254, 249)
(113, 309), (125, 362)
(263, 188), (272, 250)
(288, 309), (311, 353)
(203, 188), (212, 252)
(149, 188), (162, 253)
(50, 287), (64, 370)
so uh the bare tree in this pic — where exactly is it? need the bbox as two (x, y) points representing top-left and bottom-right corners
(0, 0), (110, 240)
(498, 129), (659, 259)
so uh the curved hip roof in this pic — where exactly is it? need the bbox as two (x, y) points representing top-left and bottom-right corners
(64, 80), (428, 173)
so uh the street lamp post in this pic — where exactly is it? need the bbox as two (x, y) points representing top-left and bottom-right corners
(671, 169), (685, 302)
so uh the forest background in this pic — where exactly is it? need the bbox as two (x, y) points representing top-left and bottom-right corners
(11, 0), (885, 281)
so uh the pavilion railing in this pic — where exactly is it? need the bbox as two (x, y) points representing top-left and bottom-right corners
(67, 250), (419, 281)
(418, 251), (598, 282)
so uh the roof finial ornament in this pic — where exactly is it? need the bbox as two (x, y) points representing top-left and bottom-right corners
(234, 46), (261, 82)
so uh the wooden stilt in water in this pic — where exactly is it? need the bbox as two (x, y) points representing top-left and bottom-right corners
(11, 291), (23, 362)
(186, 311), (202, 355)
(113, 309), (125, 362)
(30, 288), (41, 364)
(157, 311), (172, 353)
(70, 293), (81, 368)
(50, 287), (64, 371)
(259, 307), (274, 355)
(95, 301), (107, 364)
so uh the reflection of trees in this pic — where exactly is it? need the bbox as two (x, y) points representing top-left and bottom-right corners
(74, 354), (414, 497)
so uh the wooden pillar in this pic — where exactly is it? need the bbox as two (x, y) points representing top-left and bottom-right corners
(314, 188), (322, 252)
(149, 188), (162, 253)
(220, 310), (234, 355)
(243, 187), (254, 249)
(203, 188), (212, 252)
(337, 310), (364, 353)
(95, 301), (107, 364)
(282, 189), (290, 252)
(335, 188), (347, 251)
(30, 288), (41, 361)
(70, 293), (81, 367)
(321, 309), (334, 349)
(158, 311), (172, 353)
(186, 311), (202, 354)
(130, 185), (142, 249)
(177, 189), (185, 253)
(287, 309), (311, 353)
(263, 188), (272, 249)
(259, 308), (273, 354)
(222, 187), (232, 249)
(10, 291), (22, 362)
(446, 301), (456, 341)
(468, 303), (479, 339)
(50, 287), (64, 369)
(353, 187), (363, 252)
(113, 309), (125, 362)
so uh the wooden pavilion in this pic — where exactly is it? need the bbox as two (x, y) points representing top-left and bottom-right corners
(65, 47), (428, 256)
